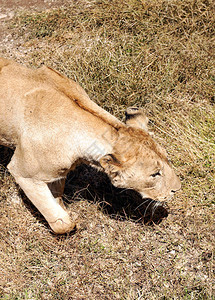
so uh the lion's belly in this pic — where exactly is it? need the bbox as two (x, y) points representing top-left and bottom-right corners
(0, 114), (18, 149)
(0, 92), (21, 149)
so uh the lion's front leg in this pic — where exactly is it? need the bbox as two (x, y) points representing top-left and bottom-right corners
(18, 176), (77, 234)
(48, 178), (67, 210)
(14, 175), (77, 234)
(8, 160), (77, 234)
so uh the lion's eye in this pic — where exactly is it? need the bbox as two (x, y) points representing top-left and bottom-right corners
(151, 171), (161, 178)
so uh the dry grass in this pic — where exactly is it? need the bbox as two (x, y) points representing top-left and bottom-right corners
(0, 0), (214, 299)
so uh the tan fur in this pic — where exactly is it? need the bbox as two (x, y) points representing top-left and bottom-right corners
(0, 58), (181, 234)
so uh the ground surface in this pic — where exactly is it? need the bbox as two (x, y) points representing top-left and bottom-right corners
(0, 0), (214, 299)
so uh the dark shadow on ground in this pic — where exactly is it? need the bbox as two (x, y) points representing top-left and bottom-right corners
(65, 164), (168, 225)
(0, 146), (168, 226)
(0, 146), (13, 167)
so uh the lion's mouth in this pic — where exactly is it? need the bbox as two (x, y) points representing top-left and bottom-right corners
(134, 198), (168, 224)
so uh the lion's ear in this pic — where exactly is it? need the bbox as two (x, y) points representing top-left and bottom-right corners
(125, 107), (149, 131)
(100, 154), (122, 174)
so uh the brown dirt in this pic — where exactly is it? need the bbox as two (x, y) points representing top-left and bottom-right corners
(0, 0), (66, 11)
(0, 0), (69, 42)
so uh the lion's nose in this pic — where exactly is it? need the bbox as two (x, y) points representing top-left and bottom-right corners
(171, 175), (181, 193)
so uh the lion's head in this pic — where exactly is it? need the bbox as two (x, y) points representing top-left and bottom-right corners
(100, 108), (181, 201)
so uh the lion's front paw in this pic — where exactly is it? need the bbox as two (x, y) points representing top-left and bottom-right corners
(49, 212), (79, 234)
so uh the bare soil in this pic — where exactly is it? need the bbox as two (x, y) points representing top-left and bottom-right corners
(0, 0), (69, 43)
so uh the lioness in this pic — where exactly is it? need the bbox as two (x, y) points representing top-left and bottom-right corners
(0, 57), (181, 234)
